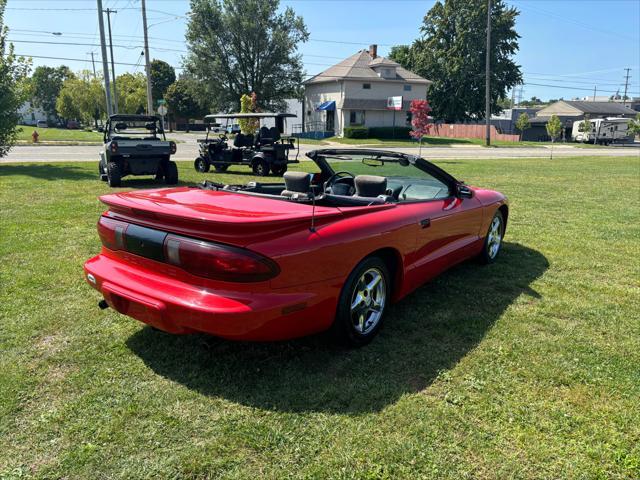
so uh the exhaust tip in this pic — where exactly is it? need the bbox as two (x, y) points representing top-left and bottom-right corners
(98, 299), (109, 310)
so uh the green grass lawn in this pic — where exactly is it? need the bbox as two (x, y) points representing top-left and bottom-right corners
(327, 135), (604, 148)
(1, 156), (639, 479)
(16, 125), (103, 143)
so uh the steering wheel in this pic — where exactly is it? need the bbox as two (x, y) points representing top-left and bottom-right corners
(218, 133), (228, 141)
(324, 171), (355, 195)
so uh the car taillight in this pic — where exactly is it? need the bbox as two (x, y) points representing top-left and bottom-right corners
(169, 141), (176, 154)
(110, 141), (118, 153)
(163, 234), (279, 282)
(97, 216), (127, 250)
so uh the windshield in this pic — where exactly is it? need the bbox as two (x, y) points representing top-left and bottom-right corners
(315, 151), (452, 202)
(109, 119), (163, 140)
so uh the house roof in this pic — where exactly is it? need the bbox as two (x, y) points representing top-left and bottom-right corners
(304, 50), (431, 85)
(536, 100), (636, 117)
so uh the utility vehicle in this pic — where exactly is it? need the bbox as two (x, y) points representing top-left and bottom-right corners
(99, 114), (178, 187)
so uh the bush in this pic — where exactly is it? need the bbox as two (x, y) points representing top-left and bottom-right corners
(368, 126), (411, 139)
(343, 126), (368, 138)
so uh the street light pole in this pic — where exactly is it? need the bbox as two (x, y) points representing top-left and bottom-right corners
(141, 0), (153, 114)
(485, 0), (492, 147)
(96, 0), (112, 117)
(104, 8), (118, 113)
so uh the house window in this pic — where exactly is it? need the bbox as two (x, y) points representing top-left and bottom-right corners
(362, 83), (371, 90)
(403, 84), (412, 92)
(349, 110), (365, 125)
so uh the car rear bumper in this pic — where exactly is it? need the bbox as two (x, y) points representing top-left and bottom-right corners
(83, 254), (339, 341)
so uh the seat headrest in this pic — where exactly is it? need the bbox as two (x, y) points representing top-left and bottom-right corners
(283, 171), (311, 193)
(269, 126), (280, 141)
(355, 175), (387, 197)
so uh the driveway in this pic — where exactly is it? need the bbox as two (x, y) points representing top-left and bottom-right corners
(1, 141), (638, 164)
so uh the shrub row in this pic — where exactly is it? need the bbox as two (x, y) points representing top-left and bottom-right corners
(343, 126), (368, 138)
(343, 126), (412, 139)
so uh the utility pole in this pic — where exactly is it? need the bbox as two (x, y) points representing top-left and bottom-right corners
(88, 51), (96, 78)
(622, 68), (631, 107)
(485, 0), (492, 146)
(593, 85), (596, 101)
(96, 0), (112, 117)
(141, 0), (154, 114)
(104, 8), (118, 113)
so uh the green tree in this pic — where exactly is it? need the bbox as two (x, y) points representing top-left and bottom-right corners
(388, 45), (413, 70)
(546, 114), (562, 159)
(56, 71), (106, 128)
(150, 59), (176, 104)
(0, 0), (31, 157)
(184, 0), (308, 112)
(514, 112), (530, 141)
(28, 65), (74, 121)
(116, 72), (146, 114)
(578, 114), (591, 138)
(390, 0), (521, 122)
(164, 78), (206, 132)
(627, 113), (640, 138)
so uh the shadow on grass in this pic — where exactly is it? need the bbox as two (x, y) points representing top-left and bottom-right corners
(127, 242), (548, 414)
(0, 163), (96, 181)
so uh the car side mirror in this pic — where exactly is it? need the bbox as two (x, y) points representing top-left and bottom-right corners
(97, 126), (104, 132)
(457, 184), (473, 199)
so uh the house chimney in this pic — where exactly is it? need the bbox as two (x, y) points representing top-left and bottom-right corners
(369, 44), (378, 59)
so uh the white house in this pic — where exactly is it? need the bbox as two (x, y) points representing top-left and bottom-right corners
(18, 102), (47, 126)
(303, 45), (431, 136)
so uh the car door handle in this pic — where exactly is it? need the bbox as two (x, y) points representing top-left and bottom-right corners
(419, 218), (431, 228)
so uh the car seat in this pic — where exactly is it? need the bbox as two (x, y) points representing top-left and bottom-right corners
(354, 175), (388, 197)
(269, 127), (281, 142)
(281, 171), (312, 200)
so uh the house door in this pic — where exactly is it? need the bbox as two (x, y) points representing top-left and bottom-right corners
(326, 110), (335, 132)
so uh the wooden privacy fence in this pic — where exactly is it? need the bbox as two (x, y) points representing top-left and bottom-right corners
(430, 123), (520, 142)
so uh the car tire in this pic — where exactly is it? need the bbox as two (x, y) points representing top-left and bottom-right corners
(98, 161), (107, 181)
(331, 256), (390, 347)
(252, 159), (269, 177)
(164, 161), (179, 185)
(213, 163), (229, 173)
(271, 164), (287, 176)
(479, 210), (505, 264)
(107, 162), (121, 187)
(195, 157), (210, 173)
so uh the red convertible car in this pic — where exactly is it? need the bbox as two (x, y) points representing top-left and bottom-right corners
(84, 149), (508, 346)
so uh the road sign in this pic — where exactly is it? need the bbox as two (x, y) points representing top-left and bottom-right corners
(387, 96), (403, 110)
(157, 104), (168, 116)
(157, 99), (166, 105)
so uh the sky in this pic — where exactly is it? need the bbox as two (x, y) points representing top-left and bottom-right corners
(4, 0), (640, 103)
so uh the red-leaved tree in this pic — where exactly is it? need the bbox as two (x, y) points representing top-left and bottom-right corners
(409, 99), (432, 155)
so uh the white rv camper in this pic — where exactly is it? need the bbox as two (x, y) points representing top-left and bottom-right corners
(571, 117), (632, 145)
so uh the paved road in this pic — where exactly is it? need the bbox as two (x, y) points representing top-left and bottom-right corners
(1, 141), (638, 164)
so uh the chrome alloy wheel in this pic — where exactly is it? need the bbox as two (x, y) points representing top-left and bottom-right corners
(486, 215), (503, 259)
(350, 267), (387, 335)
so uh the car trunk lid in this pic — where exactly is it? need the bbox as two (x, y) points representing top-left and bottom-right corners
(100, 187), (342, 246)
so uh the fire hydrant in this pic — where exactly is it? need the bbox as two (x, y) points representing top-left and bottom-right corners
(32, 130), (39, 143)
